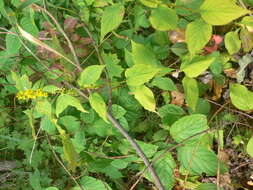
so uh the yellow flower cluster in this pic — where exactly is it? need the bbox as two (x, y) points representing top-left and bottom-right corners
(16, 89), (48, 100)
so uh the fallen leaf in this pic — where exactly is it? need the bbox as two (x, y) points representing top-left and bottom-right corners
(171, 91), (184, 106)
(211, 81), (223, 101)
(224, 68), (237, 78)
(168, 30), (185, 43)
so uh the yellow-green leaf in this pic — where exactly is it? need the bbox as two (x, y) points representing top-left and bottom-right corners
(56, 94), (87, 117)
(125, 64), (160, 86)
(181, 56), (215, 78)
(182, 77), (199, 111)
(200, 0), (250, 26)
(149, 5), (178, 31)
(230, 83), (253, 111)
(78, 65), (105, 88)
(224, 31), (241, 55)
(247, 137), (253, 157)
(100, 3), (125, 41)
(186, 19), (212, 55)
(133, 85), (156, 112)
(89, 92), (108, 122)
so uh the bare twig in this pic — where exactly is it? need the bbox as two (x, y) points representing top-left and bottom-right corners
(206, 99), (253, 120)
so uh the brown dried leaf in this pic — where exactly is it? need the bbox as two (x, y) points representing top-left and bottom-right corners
(224, 68), (237, 78)
(168, 30), (185, 43)
(171, 91), (184, 106)
(211, 81), (223, 101)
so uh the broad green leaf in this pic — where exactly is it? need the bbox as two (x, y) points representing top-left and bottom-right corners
(181, 56), (215, 78)
(132, 41), (158, 66)
(45, 188), (58, 190)
(186, 19), (212, 55)
(59, 115), (80, 132)
(224, 31), (241, 55)
(101, 3), (125, 41)
(133, 85), (156, 112)
(89, 92), (108, 122)
(175, 0), (204, 16)
(230, 83), (253, 111)
(151, 77), (177, 91)
(158, 104), (185, 126)
(35, 99), (51, 116)
(149, 5), (178, 31)
(40, 116), (56, 134)
(195, 183), (218, 190)
(240, 16), (253, 28)
(0, 0), (4, 15)
(134, 5), (150, 29)
(200, 0), (250, 25)
(111, 159), (128, 169)
(182, 77), (199, 111)
(125, 64), (160, 86)
(178, 145), (227, 176)
(77, 176), (112, 190)
(144, 151), (176, 189)
(6, 28), (22, 55)
(29, 170), (42, 190)
(111, 104), (126, 119)
(136, 140), (158, 158)
(20, 16), (39, 37)
(102, 53), (124, 79)
(12, 72), (32, 91)
(78, 65), (105, 88)
(56, 94), (87, 117)
(170, 114), (208, 143)
(246, 137), (253, 157)
(139, 0), (162, 8)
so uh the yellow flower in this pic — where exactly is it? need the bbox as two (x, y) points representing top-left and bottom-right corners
(16, 89), (48, 100)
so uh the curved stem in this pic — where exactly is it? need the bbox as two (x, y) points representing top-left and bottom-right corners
(106, 113), (165, 190)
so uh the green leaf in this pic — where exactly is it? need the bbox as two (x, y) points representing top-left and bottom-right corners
(29, 170), (42, 190)
(101, 3), (125, 41)
(125, 64), (160, 86)
(59, 115), (80, 132)
(240, 16), (253, 28)
(89, 92), (108, 122)
(151, 77), (177, 91)
(133, 85), (156, 112)
(111, 159), (128, 169)
(139, 0), (162, 8)
(186, 19), (212, 55)
(6, 28), (22, 55)
(102, 53), (124, 79)
(195, 183), (218, 190)
(136, 140), (158, 158)
(230, 83), (253, 111)
(144, 151), (176, 190)
(181, 56), (215, 78)
(20, 16), (39, 37)
(111, 104), (126, 119)
(182, 77), (199, 111)
(35, 99), (51, 116)
(43, 85), (61, 94)
(78, 65), (105, 88)
(149, 5), (178, 31)
(40, 116), (56, 134)
(78, 176), (112, 190)
(131, 41), (158, 66)
(247, 137), (253, 157)
(158, 104), (185, 126)
(224, 31), (241, 55)
(56, 94), (87, 117)
(170, 114), (208, 143)
(200, 0), (250, 25)
(178, 145), (227, 176)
